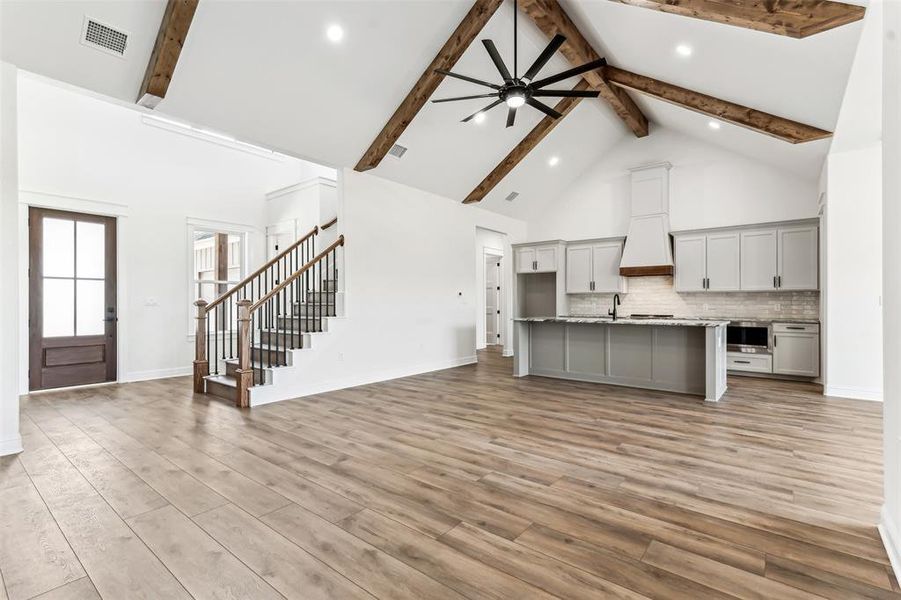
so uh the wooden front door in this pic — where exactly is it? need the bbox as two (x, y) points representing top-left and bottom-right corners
(29, 208), (117, 390)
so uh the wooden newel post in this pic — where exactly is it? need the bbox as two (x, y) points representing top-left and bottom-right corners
(235, 300), (253, 408)
(193, 299), (209, 393)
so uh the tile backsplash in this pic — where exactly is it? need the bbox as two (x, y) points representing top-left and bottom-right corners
(567, 276), (819, 321)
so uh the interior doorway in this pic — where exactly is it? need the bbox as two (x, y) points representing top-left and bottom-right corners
(28, 207), (117, 390)
(485, 253), (503, 346)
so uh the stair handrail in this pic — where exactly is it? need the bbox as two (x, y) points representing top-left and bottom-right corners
(206, 225), (319, 312)
(250, 235), (344, 313)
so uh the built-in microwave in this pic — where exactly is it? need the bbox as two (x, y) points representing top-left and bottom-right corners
(727, 321), (772, 354)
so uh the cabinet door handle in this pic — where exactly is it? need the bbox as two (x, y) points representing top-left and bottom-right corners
(774, 335), (777, 347)
(778, 275), (782, 288)
(773, 276), (777, 288)
(734, 360), (751, 364)
(786, 326), (805, 330)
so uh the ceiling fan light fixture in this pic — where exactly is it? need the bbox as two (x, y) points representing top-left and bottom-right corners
(506, 92), (526, 108)
(474, 112), (487, 124)
(708, 120), (721, 130)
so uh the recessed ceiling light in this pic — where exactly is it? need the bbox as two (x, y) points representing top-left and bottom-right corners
(708, 120), (721, 130)
(675, 44), (693, 57)
(326, 24), (344, 43)
(548, 156), (560, 167)
(474, 112), (486, 124)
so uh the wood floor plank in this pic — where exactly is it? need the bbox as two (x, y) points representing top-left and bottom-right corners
(17, 435), (191, 599)
(261, 503), (468, 600)
(0, 474), (84, 600)
(642, 540), (836, 600)
(193, 503), (374, 600)
(32, 577), (100, 600)
(440, 521), (649, 599)
(338, 508), (559, 600)
(127, 505), (283, 600)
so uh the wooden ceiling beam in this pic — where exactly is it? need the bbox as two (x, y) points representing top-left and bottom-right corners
(355, 0), (504, 172)
(608, 0), (865, 39)
(137, 0), (199, 108)
(519, 0), (649, 138)
(604, 66), (832, 144)
(464, 79), (590, 204)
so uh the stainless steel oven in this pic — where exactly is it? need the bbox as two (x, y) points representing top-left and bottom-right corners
(727, 321), (772, 354)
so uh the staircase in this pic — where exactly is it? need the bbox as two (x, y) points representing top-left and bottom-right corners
(193, 224), (344, 407)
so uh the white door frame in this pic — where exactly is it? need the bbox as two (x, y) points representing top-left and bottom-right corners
(483, 248), (504, 348)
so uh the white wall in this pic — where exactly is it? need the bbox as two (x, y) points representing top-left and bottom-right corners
(824, 1), (884, 401)
(265, 177), (337, 242)
(15, 73), (312, 389)
(0, 62), (21, 456)
(824, 146), (883, 400)
(250, 169), (527, 404)
(528, 129), (819, 242)
(881, 0), (901, 578)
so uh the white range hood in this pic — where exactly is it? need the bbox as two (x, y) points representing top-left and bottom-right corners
(619, 163), (674, 277)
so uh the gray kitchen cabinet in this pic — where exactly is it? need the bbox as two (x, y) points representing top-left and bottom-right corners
(705, 232), (741, 291)
(773, 322), (819, 377)
(674, 235), (707, 292)
(516, 244), (559, 274)
(565, 239), (625, 294)
(565, 245), (592, 293)
(740, 229), (778, 290)
(778, 225), (818, 290)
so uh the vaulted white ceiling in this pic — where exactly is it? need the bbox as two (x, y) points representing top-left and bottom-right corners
(1, 0), (867, 214)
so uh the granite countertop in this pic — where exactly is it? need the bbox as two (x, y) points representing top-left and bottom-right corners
(514, 316), (731, 327)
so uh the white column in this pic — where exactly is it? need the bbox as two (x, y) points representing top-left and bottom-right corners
(882, 0), (901, 575)
(0, 62), (21, 456)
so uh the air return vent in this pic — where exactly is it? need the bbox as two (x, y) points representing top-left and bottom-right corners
(81, 17), (129, 57)
(388, 144), (408, 159)
(505, 191), (519, 202)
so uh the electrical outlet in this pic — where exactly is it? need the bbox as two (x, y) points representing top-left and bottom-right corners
(774, 303), (781, 311)
(337, 352), (344, 361)
(702, 303), (709, 311)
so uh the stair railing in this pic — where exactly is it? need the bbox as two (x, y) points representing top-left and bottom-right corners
(194, 225), (319, 393)
(233, 235), (345, 407)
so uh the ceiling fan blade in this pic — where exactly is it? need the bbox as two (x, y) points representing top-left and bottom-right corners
(531, 89), (601, 98)
(435, 69), (501, 90)
(526, 97), (563, 120)
(522, 34), (566, 82)
(482, 39), (513, 82)
(432, 93), (499, 104)
(531, 57), (608, 90)
(506, 106), (517, 128)
(462, 98), (504, 123)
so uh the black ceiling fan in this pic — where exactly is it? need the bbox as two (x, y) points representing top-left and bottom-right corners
(431, 0), (605, 127)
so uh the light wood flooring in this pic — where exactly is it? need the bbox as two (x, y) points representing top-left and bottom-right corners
(1, 348), (895, 599)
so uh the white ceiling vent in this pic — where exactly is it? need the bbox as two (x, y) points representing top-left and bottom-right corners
(81, 17), (129, 58)
(505, 191), (519, 202)
(388, 144), (408, 159)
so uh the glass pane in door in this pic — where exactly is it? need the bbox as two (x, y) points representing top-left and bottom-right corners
(43, 218), (74, 277)
(76, 221), (105, 278)
(43, 278), (74, 337)
(76, 279), (105, 336)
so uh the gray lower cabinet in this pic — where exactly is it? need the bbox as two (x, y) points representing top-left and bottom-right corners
(772, 323), (819, 377)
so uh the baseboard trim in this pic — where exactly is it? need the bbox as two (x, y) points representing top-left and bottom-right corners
(824, 384), (883, 402)
(124, 366), (192, 383)
(880, 506), (901, 585)
(250, 355), (478, 407)
(0, 435), (23, 456)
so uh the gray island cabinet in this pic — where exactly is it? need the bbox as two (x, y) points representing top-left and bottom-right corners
(513, 317), (729, 402)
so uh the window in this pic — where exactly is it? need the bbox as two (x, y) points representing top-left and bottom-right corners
(188, 221), (250, 334)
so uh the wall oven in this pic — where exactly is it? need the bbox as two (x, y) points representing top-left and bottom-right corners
(727, 321), (772, 354)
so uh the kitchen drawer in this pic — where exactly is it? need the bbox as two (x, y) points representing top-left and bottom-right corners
(727, 352), (773, 373)
(773, 322), (819, 334)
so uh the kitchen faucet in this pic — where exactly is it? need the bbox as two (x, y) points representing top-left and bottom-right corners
(608, 294), (621, 321)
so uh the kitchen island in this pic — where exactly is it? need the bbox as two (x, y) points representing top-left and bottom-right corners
(513, 316), (729, 402)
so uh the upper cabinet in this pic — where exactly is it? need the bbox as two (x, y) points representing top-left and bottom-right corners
(740, 229), (779, 290)
(673, 232), (740, 292)
(515, 242), (563, 274)
(674, 220), (818, 293)
(778, 226), (818, 290)
(566, 239), (626, 294)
